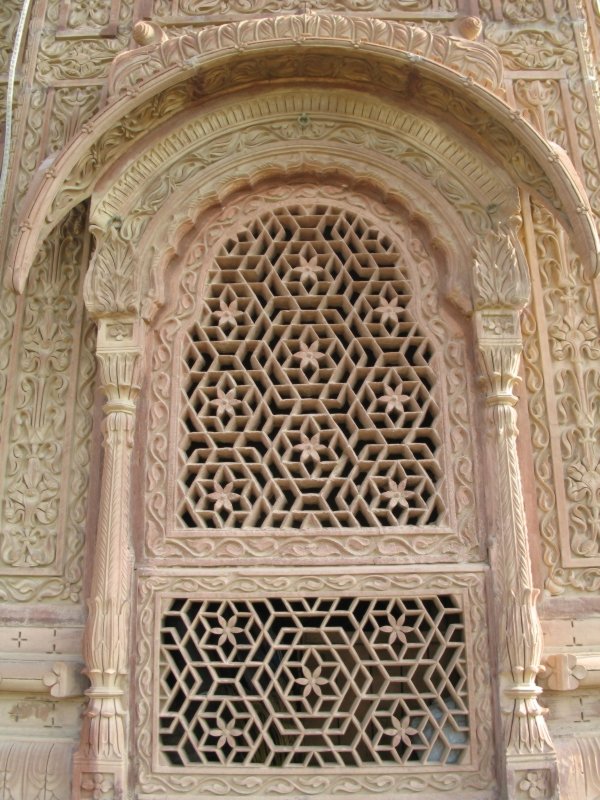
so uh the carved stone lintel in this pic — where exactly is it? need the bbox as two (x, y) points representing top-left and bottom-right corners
(473, 229), (557, 794)
(74, 316), (144, 799)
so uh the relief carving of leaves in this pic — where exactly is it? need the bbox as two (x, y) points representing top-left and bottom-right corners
(485, 25), (576, 70)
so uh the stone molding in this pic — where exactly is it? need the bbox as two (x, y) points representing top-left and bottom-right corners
(109, 14), (505, 98)
(86, 87), (515, 319)
(4, 13), (599, 294)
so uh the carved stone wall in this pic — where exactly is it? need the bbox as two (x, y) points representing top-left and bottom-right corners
(1, 0), (600, 797)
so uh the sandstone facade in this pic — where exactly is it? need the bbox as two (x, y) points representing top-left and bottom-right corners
(0, 0), (600, 797)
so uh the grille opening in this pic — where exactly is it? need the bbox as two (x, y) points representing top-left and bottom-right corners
(176, 203), (445, 532)
(158, 594), (469, 768)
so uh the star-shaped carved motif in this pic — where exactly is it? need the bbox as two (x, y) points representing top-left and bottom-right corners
(294, 341), (324, 369)
(210, 718), (243, 748)
(380, 613), (412, 645)
(294, 433), (321, 462)
(211, 614), (243, 646)
(381, 478), (410, 510)
(380, 383), (410, 413)
(385, 716), (418, 748)
(212, 388), (238, 417)
(207, 481), (239, 512)
(375, 297), (402, 324)
(297, 665), (328, 698)
(296, 255), (320, 283)
(215, 299), (239, 326)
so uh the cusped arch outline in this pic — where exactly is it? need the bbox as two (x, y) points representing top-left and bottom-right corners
(84, 87), (517, 317)
(6, 12), (599, 294)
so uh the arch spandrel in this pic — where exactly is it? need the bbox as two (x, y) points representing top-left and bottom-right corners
(5, 13), (599, 296)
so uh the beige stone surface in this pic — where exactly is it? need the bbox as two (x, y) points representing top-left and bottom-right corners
(0, 0), (600, 797)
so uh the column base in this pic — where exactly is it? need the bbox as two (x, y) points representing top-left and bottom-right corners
(506, 753), (559, 799)
(72, 755), (127, 800)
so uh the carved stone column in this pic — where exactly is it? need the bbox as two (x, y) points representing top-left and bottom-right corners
(473, 229), (557, 799)
(73, 316), (144, 800)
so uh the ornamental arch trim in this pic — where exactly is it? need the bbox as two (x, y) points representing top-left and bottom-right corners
(83, 87), (515, 319)
(5, 12), (599, 296)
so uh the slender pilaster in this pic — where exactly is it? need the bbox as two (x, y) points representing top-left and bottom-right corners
(73, 317), (144, 800)
(473, 230), (557, 799)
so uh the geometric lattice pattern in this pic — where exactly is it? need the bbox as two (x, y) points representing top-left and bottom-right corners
(178, 205), (444, 529)
(159, 595), (469, 767)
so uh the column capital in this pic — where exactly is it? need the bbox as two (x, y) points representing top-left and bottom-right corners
(95, 316), (145, 416)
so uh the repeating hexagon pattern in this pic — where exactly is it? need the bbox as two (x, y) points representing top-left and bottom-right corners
(159, 595), (469, 767)
(177, 204), (445, 530)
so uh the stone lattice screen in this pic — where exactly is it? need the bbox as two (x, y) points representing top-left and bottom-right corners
(138, 190), (491, 792)
(146, 188), (479, 561)
(158, 593), (469, 768)
(177, 204), (444, 532)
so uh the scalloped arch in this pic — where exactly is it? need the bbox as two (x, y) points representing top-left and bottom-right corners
(6, 12), (599, 293)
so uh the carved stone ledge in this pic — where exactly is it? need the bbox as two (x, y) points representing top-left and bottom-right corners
(0, 659), (86, 698)
(110, 15), (505, 99)
(543, 653), (600, 691)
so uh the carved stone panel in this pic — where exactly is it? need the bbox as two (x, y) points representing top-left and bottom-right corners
(522, 199), (600, 592)
(0, 204), (96, 603)
(144, 185), (481, 563)
(135, 568), (495, 797)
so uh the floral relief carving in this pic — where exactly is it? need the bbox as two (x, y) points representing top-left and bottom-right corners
(46, 86), (103, 157)
(522, 201), (600, 589)
(484, 25), (577, 71)
(37, 37), (128, 83)
(108, 15), (504, 99)
(513, 80), (568, 150)
(516, 769), (553, 799)
(165, 0), (457, 13)
(502, 0), (545, 21)
(0, 204), (95, 602)
(14, 87), (48, 208)
(88, 86), (517, 266)
(0, 0), (21, 75)
(65, 0), (112, 28)
(81, 772), (120, 800)
(85, 222), (139, 316)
